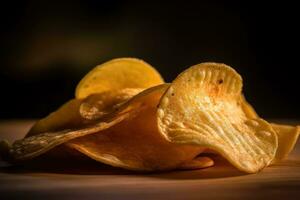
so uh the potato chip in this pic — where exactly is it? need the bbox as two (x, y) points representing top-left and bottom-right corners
(27, 88), (143, 138)
(7, 114), (129, 161)
(6, 84), (214, 171)
(67, 84), (206, 171)
(4, 59), (298, 174)
(27, 99), (83, 137)
(5, 85), (165, 162)
(203, 95), (258, 155)
(271, 123), (299, 162)
(157, 62), (278, 173)
(241, 95), (300, 162)
(75, 58), (164, 99)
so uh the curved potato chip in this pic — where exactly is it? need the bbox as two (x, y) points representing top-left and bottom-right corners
(241, 95), (300, 162)
(6, 85), (166, 162)
(67, 84), (205, 171)
(75, 58), (164, 99)
(27, 99), (83, 137)
(4, 60), (294, 174)
(203, 95), (259, 155)
(7, 114), (130, 162)
(157, 62), (278, 173)
(271, 123), (300, 162)
(27, 88), (143, 138)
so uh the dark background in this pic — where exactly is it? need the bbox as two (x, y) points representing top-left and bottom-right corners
(1, 0), (299, 119)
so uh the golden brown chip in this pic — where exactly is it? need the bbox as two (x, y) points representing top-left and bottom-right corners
(241, 95), (300, 162)
(8, 114), (130, 162)
(271, 123), (300, 162)
(157, 62), (278, 173)
(4, 59), (297, 174)
(27, 99), (83, 137)
(75, 58), (164, 99)
(67, 84), (205, 171)
(5, 85), (166, 162)
(27, 88), (143, 138)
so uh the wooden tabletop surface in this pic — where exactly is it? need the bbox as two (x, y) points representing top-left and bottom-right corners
(0, 120), (300, 200)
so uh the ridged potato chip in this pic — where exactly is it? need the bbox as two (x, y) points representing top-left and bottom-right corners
(2, 58), (298, 174)
(75, 58), (164, 99)
(157, 63), (278, 173)
(5, 85), (214, 171)
(67, 84), (206, 171)
(241, 95), (300, 162)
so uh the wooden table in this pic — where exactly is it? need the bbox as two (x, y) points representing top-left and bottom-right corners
(1, 120), (300, 199)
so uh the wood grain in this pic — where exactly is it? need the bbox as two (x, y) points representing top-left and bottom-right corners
(0, 120), (300, 200)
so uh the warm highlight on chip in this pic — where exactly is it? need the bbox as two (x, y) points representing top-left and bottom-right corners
(157, 63), (277, 173)
(0, 58), (299, 174)
(75, 58), (164, 99)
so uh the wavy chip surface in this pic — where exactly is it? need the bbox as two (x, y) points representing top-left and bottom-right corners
(27, 88), (143, 138)
(2, 59), (299, 174)
(67, 84), (205, 171)
(157, 63), (278, 173)
(27, 99), (83, 137)
(6, 85), (212, 171)
(6, 86), (164, 162)
(241, 96), (300, 162)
